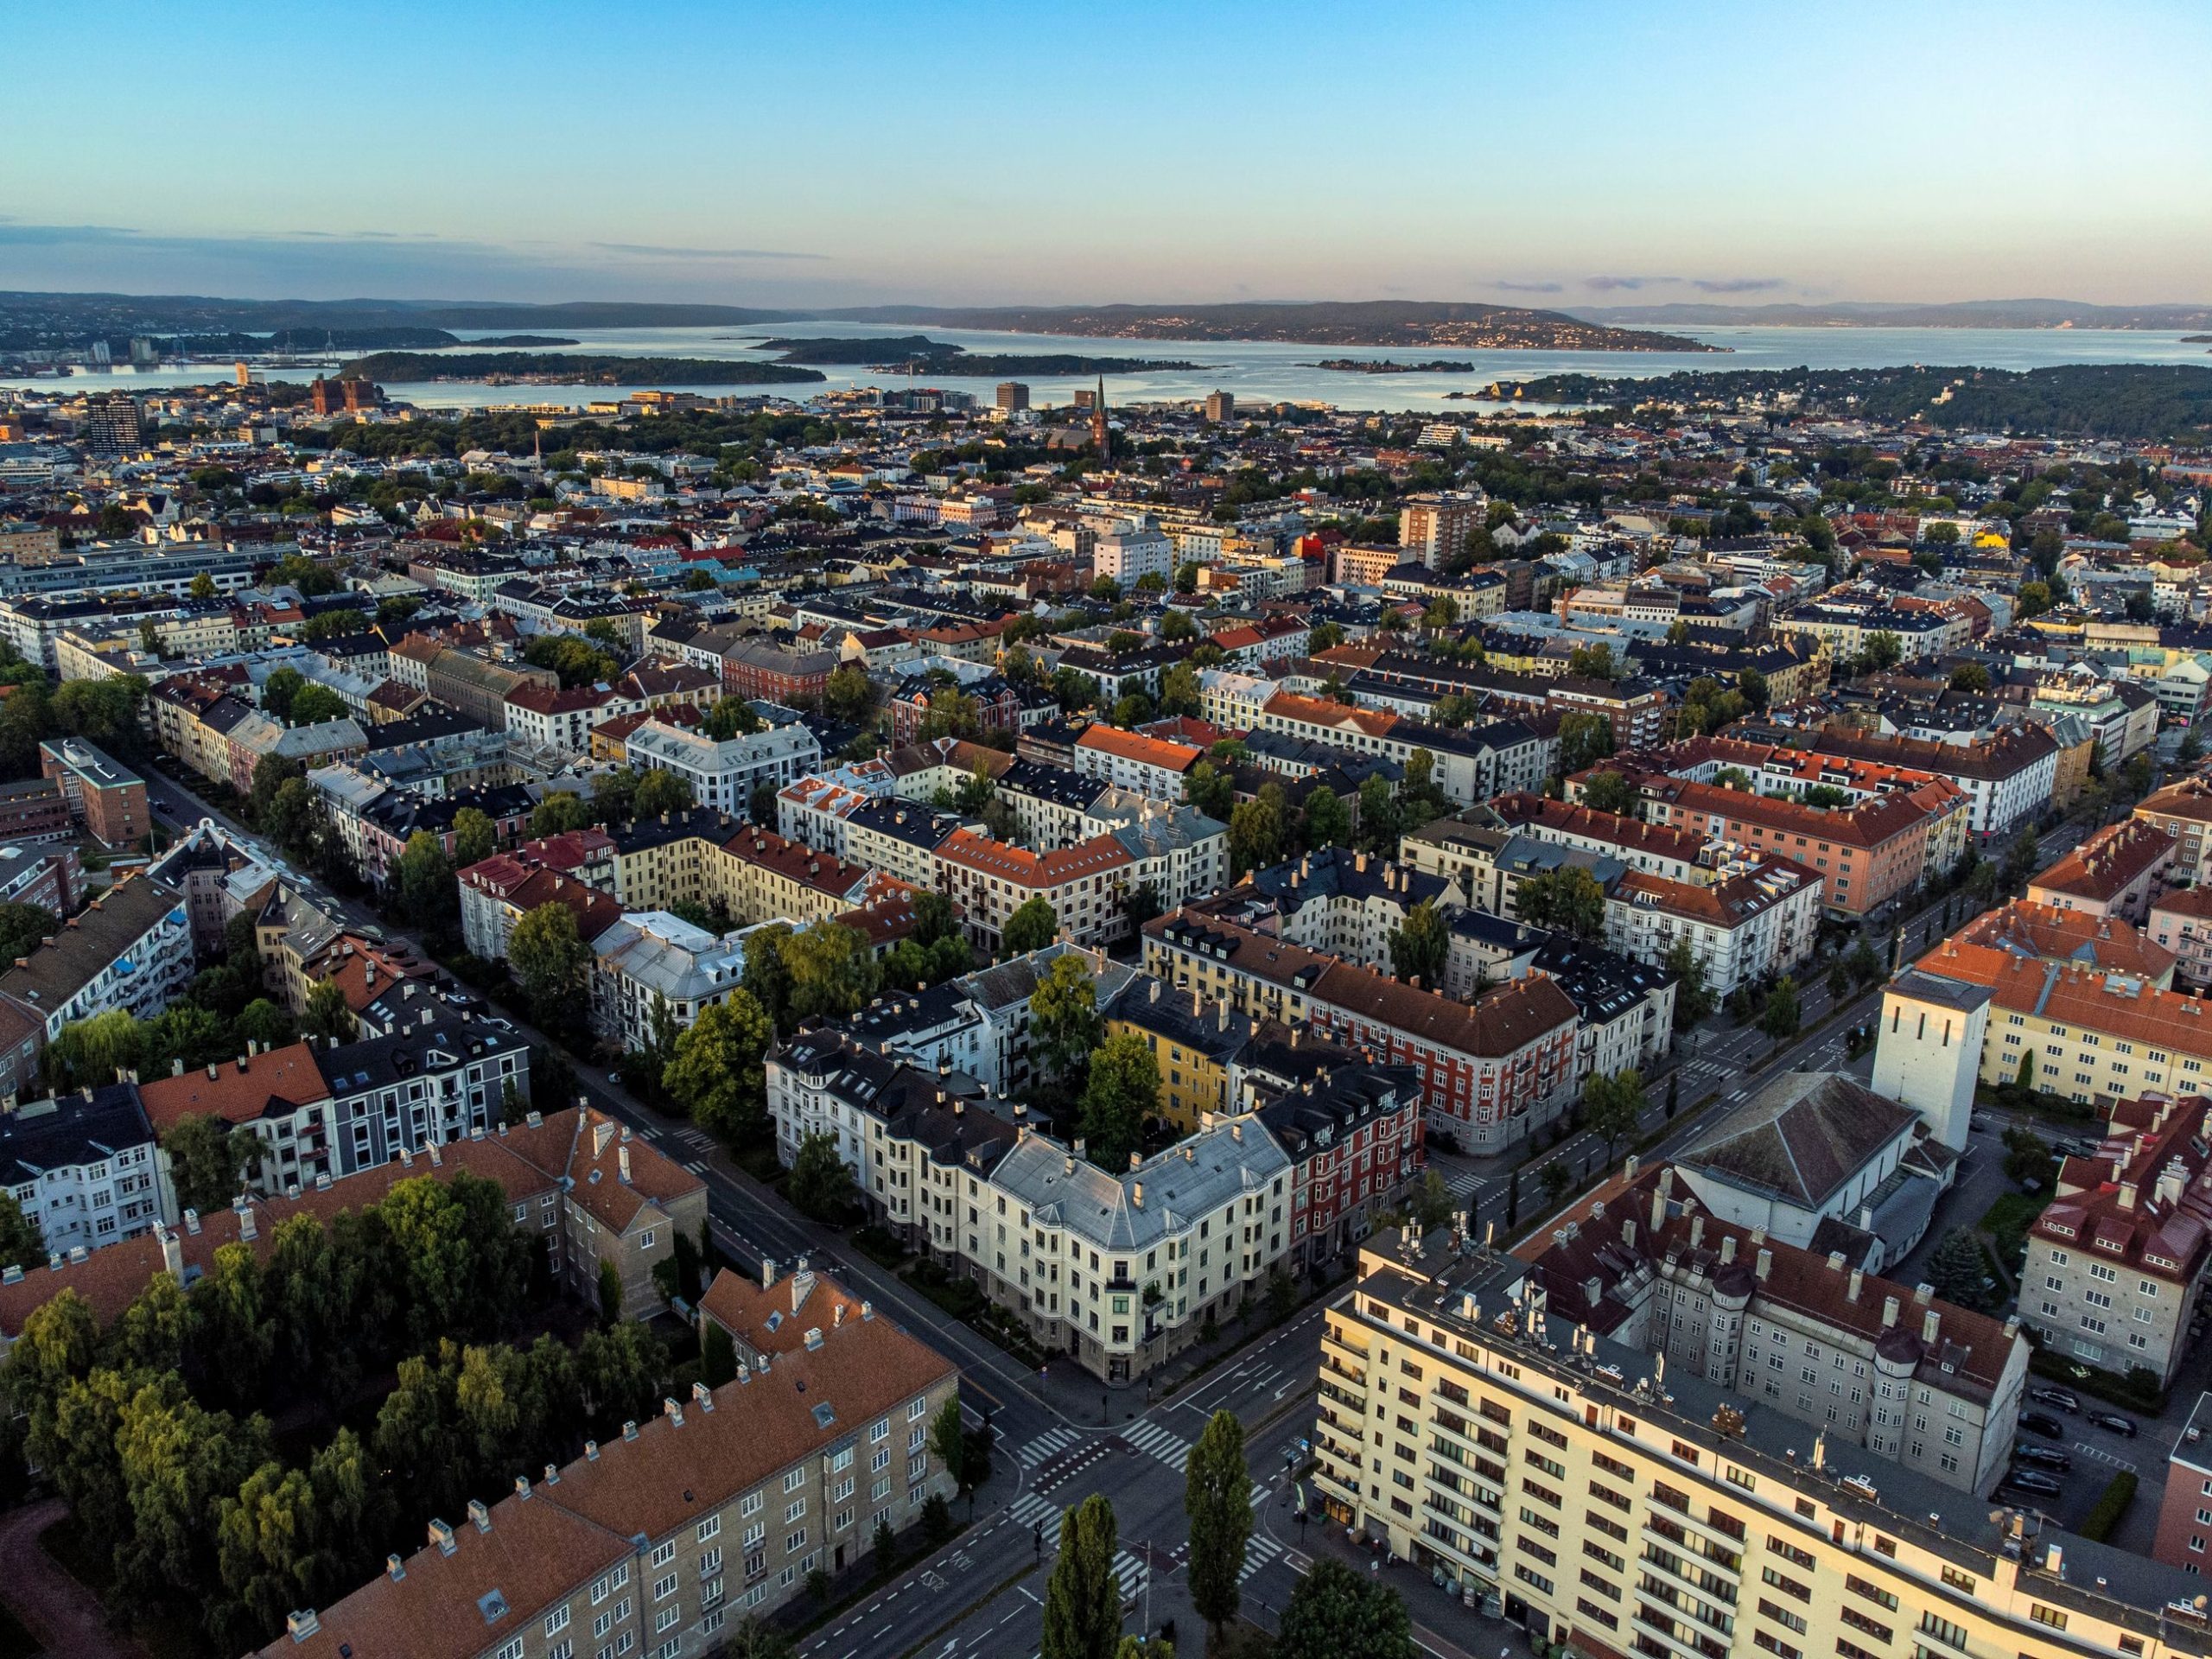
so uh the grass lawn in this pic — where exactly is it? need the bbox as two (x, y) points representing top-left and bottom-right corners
(1980, 1191), (2049, 1237)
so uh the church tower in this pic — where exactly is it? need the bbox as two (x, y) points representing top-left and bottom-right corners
(1090, 375), (1110, 463)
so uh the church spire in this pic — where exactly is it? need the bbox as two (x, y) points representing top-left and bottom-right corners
(1090, 375), (1110, 465)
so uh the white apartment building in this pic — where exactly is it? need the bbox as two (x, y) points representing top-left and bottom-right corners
(0, 1084), (161, 1255)
(627, 717), (823, 816)
(1605, 857), (1823, 996)
(1092, 521), (1173, 588)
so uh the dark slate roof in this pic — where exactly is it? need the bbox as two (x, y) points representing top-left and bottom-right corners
(0, 1084), (152, 1185)
(1683, 1072), (1917, 1208)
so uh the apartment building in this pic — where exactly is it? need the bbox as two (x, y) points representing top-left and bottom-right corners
(1143, 910), (1580, 1149)
(37, 737), (148, 849)
(1399, 491), (1486, 568)
(0, 875), (194, 1095)
(1529, 1164), (2029, 1493)
(1255, 1059), (1425, 1272)
(607, 809), (744, 914)
(2026, 819), (2176, 925)
(2136, 778), (2212, 887)
(2149, 887), (2212, 989)
(1072, 723), (1204, 803)
(841, 798), (964, 893)
(1606, 857), (1823, 997)
(776, 763), (897, 857)
(1485, 795), (1720, 885)
(0, 1082), (161, 1254)
(936, 828), (1133, 952)
(1769, 723), (2058, 842)
(710, 826), (876, 928)
(627, 717), (823, 816)
(592, 912), (760, 1050)
(264, 1261), (957, 1659)
(1314, 1227), (2193, 1658)
(1619, 775), (1934, 919)
(2021, 1091), (2212, 1386)
(1229, 848), (1464, 975)
(1945, 899), (2177, 988)
(459, 861), (625, 965)
(1102, 975), (1254, 1131)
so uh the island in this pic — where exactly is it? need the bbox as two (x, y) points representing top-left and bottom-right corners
(1458, 363), (2212, 443)
(1306, 358), (1478, 374)
(449, 334), (582, 347)
(335, 352), (824, 386)
(801, 300), (1719, 352)
(750, 335), (1203, 374)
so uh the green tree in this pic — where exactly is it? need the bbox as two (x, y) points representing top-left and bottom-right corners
(1029, 953), (1103, 1080)
(873, 1513), (898, 1580)
(302, 979), (356, 1044)
(1157, 662), (1200, 718)
(1042, 1494), (1122, 1659)
(1926, 1227), (1993, 1312)
(286, 683), (349, 727)
(1185, 1409), (1252, 1639)
(1583, 1068), (1645, 1162)
(1949, 662), (1992, 692)
(1580, 769), (1637, 816)
(1229, 782), (1287, 877)
(701, 1321), (739, 1389)
(1004, 896), (1059, 956)
(929, 1397), (967, 1491)
(784, 921), (879, 1024)
(1516, 866), (1606, 938)
(1077, 1033), (1158, 1173)
(1387, 899), (1449, 988)
(162, 1114), (247, 1216)
(824, 664), (875, 723)
(530, 790), (591, 837)
(787, 1130), (858, 1222)
(393, 830), (455, 925)
(236, 998), (295, 1052)
(1761, 976), (1802, 1046)
(1184, 760), (1235, 822)
(450, 806), (496, 868)
(509, 902), (592, 1028)
(1274, 1556), (1414, 1659)
(259, 666), (303, 722)
(1556, 710), (1615, 776)
(0, 1190), (43, 1272)
(1738, 665), (1770, 712)
(598, 1258), (624, 1328)
(1665, 938), (1714, 1030)
(634, 766), (696, 817)
(662, 991), (774, 1146)
(1302, 785), (1352, 850)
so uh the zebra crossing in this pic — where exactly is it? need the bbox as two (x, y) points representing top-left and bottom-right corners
(1111, 1550), (1147, 1604)
(1164, 1531), (1287, 1585)
(674, 1128), (716, 1151)
(1014, 1427), (1085, 1467)
(1120, 1417), (1192, 1471)
(1007, 1491), (1062, 1532)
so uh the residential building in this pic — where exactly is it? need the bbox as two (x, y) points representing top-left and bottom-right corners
(459, 861), (625, 964)
(2021, 1091), (2212, 1386)
(0, 876), (194, 1096)
(2139, 778), (2212, 888)
(592, 912), (762, 1050)
(1255, 1058), (1425, 1272)
(935, 828), (1134, 952)
(1102, 975), (1253, 1131)
(1399, 492), (1485, 568)
(2150, 887), (2212, 990)
(1072, 723), (1204, 803)
(38, 738), (149, 849)
(0, 1083), (161, 1253)
(2025, 819), (2175, 924)
(627, 717), (822, 817)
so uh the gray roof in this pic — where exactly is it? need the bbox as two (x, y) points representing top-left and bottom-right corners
(0, 876), (183, 1010)
(1889, 969), (1994, 1014)
(990, 1115), (1288, 1251)
(1683, 1072), (1917, 1209)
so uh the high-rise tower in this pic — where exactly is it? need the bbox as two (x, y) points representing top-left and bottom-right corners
(1090, 375), (1109, 463)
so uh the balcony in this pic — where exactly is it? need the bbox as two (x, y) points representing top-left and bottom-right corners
(1419, 1518), (1499, 1580)
(1639, 1548), (1737, 1605)
(1645, 1498), (1749, 1560)
(1312, 1463), (1357, 1503)
(1640, 1517), (1740, 1579)
(1633, 1606), (1730, 1659)
(1638, 1579), (1733, 1638)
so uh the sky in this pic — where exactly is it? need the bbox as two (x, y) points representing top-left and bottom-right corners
(3, 0), (2208, 310)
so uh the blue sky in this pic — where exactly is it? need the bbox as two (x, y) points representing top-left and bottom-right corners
(3, 0), (2207, 307)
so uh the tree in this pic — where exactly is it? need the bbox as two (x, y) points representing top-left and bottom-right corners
(2018, 580), (2053, 618)
(788, 1130), (858, 1223)
(1411, 1170), (1455, 1235)
(1516, 867), (1605, 938)
(1302, 785), (1352, 851)
(1077, 1033), (1158, 1173)
(0, 1190), (42, 1272)
(633, 767), (695, 818)
(1029, 952), (1102, 1080)
(1580, 769), (1636, 817)
(1567, 643), (1618, 681)
(1004, 897), (1058, 956)
(1927, 1227), (1993, 1312)
(1949, 662), (1992, 693)
(531, 791), (590, 837)
(393, 831), (455, 925)
(598, 1258), (624, 1328)
(1042, 1494), (1122, 1659)
(1761, 976), (1802, 1046)
(1185, 1410), (1252, 1640)
(929, 1397), (967, 1491)
(1157, 662), (1200, 718)
(824, 664), (875, 724)
(1738, 665), (1770, 713)
(1229, 783), (1287, 877)
(701, 1320), (739, 1389)
(663, 991), (774, 1146)
(450, 806), (496, 868)
(1663, 938), (1713, 1030)
(1274, 1556), (1414, 1659)
(1862, 631), (1903, 673)
(1387, 900), (1449, 988)
(1583, 1068), (1644, 1162)
(162, 1114), (247, 1215)
(1556, 710), (1615, 776)
(260, 666), (303, 722)
(509, 902), (592, 1028)
(287, 683), (349, 727)
(873, 1513), (897, 1580)
(784, 921), (879, 1024)
(302, 978), (355, 1044)
(1184, 761), (1234, 823)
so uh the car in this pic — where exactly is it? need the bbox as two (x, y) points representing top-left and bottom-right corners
(2089, 1412), (2138, 1437)
(2003, 1469), (2065, 1498)
(2018, 1412), (2068, 1439)
(1970, 1113), (1993, 1131)
(2030, 1387), (2081, 1413)
(2014, 1446), (2072, 1472)
(607, 1071), (621, 1084)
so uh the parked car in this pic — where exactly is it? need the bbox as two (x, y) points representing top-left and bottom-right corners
(2014, 1446), (2073, 1472)
(1970, 1113), (1993, 1131)
(2004, 1468), (2065, 1498)
(2018, 1412), (2068, 1439)
(2029, 1387), (2081, 1413)
(2089, 1412), (2138, 1437)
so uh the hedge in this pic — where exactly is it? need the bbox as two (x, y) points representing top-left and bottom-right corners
(2080, 1471), (2139, 1542)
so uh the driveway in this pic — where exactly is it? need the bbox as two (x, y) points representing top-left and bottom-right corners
(0, 1497), (148, 1659)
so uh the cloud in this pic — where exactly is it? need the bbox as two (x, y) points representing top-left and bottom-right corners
(1584, 275), (1682, 291)
(1495, 280), (1564, 293)
(588, 241), (825, 262)
(1691, 276), (1784, 293)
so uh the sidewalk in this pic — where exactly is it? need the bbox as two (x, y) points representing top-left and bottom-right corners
(1271, 1515), (1521, 1659)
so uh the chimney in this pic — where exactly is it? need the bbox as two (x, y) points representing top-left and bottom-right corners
(1826, 1250), (1845, 1272)
(1149, 979), (1160, 1003)
(428, 1518), (456, 1554)
(158, 1226), (184, 1283)
(1719, 1236), (1736, 1264)
(1847, 1268), (1864, 1303)
(286, 1610), (321, 1641)
(1622, 1218), (1637, 1249)
(618, 1145), (632, 1184)
(664, 1396), (684, 1427)
(1689, 1216), (1704, 1249)
(1755, 1249), (1772, 1281)
(467, 1499), (491, 1532)
(1922, 1308), (1940, 1345)
(1129, 1152), (1141, 1172)
(514, 1476), (532, 1501)
(385, 1554), (405, 1582)
(693, 1380), (715, 1410)
(544, 1463), (560, 1484)
(238, 1205), (257, 1243)
(1881, 1294), (1900, 1329)
(1134, 1181), (1144, 1209)
(761, 1257), (778, 1289)
(621, 1420), (639, 1441)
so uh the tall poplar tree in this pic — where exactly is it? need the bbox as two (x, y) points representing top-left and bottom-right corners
(1184, 1409), (1253, 1639)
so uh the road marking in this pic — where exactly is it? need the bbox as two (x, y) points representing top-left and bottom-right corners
(1015, 1427), (1084, 1466)
(1121, 1416), (1194, 1471)
(1111, 1550), (1147, 1604)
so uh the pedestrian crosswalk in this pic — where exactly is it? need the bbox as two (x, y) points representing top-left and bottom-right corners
(1164, 1531), (1287, 1585)
(675, 1128), (715, 1150)
(1112, 1550), (1147, 1604)
(1015, 1427), (1084, 1467)
(1121, 1417), (1193, 1471)
(1007, 1491), (1062, 1532)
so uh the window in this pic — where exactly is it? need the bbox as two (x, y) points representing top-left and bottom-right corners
(697, 1516), (721, 1542)
(785, 1529), (808, 1553)
(652, 1573), (677, 1603)
(546, 1607), (571, 1637)
(650, 1541), (676, 1569)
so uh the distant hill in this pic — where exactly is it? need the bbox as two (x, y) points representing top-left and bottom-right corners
(1566, 297), (2212, 330)
(810, 301), (1714, 352)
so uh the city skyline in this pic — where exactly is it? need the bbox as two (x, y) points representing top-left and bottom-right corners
(4, 0), (2207, 307)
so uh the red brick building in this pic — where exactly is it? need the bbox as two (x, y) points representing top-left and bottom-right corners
(1256, 1057), (1426, 1269)
(39, 738), (149, 849)
(888, 672), (1026, 747)
(720, 638), (836, 703)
